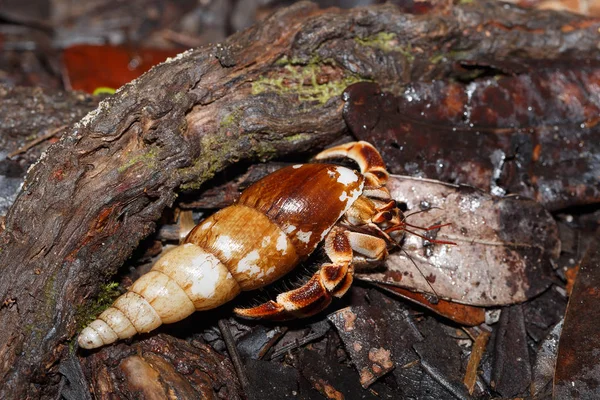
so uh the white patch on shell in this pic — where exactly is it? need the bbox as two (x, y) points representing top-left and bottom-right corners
(200, 222), (210, 230)
(236, 250), (262, 277)
(284, 225), (297, 234)
(262, 236), (271, 248)
(319, 181), (366, 243)
(214, 235), (233, 258)
(188, 251), (222, 298)
(296, 230), (313, 244)
(338, 183), (365, 220)
(276, 232), (288, 254)
(320, 226), (334, 241)
(293, 164), (303, 169)
(335, 166), (359, 185)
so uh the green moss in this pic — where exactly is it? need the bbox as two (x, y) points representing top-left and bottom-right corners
(356, 32), (395, 50)
(181, 56), (365, 189)
(219, 109), (243, 133)
(117, 147), (158, 173)
(21, 272), (60, 357)
(355, 32), (415, 61)
(251, 61), (365, 104)
(75, 282), (121, 331)
(429, 49), (472, 65)
(253, 141), (278, 162)
(459, 0), (474, 4)
(429, 53), (445, 64)
(24, 323), (35, 335)
(178, 134), (234, 191)
(283, 133), (311, 144)
(447, 50), (471, 60)
(42, 273), (58, 319)
(69, 281), (120, 353)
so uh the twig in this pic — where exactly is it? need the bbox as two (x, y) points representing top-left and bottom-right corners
(269, 320), (330, 360)
(218, 319), (250, 391)
(463, 329), (491, 395)
(8, 125), (67, 158)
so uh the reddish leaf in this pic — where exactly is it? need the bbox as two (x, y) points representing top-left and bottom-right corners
(375, 283), (486, 326)
(62, 44), (183, 93)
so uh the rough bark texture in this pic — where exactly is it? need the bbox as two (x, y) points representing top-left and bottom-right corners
(80, 334), (243, 399)
(0, 1), (598, 398)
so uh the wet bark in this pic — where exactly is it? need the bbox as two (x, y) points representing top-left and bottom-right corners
(78, 334), (243, 399)
(0, 1), (598, 398)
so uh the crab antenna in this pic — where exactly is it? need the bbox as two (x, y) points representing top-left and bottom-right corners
(402, 209), (430, 219)
(402, 206), (444, 220)
(385, 223), (456, 245)
(383, 223), (442, 304)
(404, 222), (453, 232)
(403, 228), (457, 246)
(401, 248), (440, 304)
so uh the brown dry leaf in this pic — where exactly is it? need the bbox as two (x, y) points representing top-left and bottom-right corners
(357, 175), (560, 306)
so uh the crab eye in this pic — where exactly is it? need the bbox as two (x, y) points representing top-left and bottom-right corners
(382, 211), (393, 221)
(394, 201), (408, 212)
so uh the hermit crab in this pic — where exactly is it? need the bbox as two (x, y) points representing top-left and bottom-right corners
(78, 141), (427, 349)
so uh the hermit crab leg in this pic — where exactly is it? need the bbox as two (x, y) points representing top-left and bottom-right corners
(346, 231), (388, 263)
(315, 141), (389, 189)
(234, 226), (354, 319)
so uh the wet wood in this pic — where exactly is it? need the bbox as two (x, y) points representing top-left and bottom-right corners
(80, 334), (243, 399)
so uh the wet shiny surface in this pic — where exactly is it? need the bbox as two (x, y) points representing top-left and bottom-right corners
(343, 80), (600, 210)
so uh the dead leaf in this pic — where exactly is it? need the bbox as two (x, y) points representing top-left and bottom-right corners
(357, 175), (560, 306)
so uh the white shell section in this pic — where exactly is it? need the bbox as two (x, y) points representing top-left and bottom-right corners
(276, 232), (288, 253)
(335, 166), (359, 185)
(214, 235), (234, 258)
(113, 291), (162, 333)
(296, 230), (313, 244)
(89, 319), (118, 344)
(78, 243), (243, 349)
(131, 271), (196, 324)
(152, 243), (241, 310)
(339, 183), (364, 219)
(99, 307), (138, 339)
(78, 327), (104, 349)
(236, 250), (261, 276)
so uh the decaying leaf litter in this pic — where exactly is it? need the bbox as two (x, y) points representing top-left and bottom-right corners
(0, 0), (599, 399)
